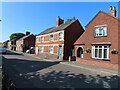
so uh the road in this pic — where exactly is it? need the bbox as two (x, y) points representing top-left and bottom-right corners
(2, 51), (120, 88)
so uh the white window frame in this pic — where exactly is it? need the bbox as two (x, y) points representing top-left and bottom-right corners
(36, 37), (39, 43)
(49, 46), (54, 54)
(40, 46), (44, 53)
(59, 32), (63, 40)
(92, 45), (109, 59)
(50, 34), (54, 41)
(94, 26), (107, 37)
(41, 36), (44, 43)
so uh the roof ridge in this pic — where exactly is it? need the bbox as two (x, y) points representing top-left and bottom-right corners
(37, 19), (77, 36)
(85, 10), (120, 27)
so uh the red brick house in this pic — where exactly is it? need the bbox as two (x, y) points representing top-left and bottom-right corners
(74, 6), (120, 70)
(16, 32), (35, 52)
(36, 16), (84, 60)
(8, 37), (19, 51)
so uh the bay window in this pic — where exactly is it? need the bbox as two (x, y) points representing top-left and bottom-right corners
(92, 45), (109, 59)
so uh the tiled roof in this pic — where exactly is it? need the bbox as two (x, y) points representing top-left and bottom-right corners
(17, 34), (32, 41)
(38, 20), (77, 35)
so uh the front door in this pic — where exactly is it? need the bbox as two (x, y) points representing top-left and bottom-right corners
(58, 46), (62, 59)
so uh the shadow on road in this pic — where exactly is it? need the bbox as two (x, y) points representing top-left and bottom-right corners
(2, 56), (60, 73)
(2, 56), (120, 89)
(5, 51), (24, 56)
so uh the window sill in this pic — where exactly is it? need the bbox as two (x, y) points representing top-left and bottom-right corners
(94, 36), (107, 38)
(91, 57), (110, 61)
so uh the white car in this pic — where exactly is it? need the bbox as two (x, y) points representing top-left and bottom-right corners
(0, 47), (7, 54)
(26, 47), (35, 54)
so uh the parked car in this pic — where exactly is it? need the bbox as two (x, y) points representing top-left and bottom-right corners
(26, 47), (35, 54)
(0, 47), (7, 54)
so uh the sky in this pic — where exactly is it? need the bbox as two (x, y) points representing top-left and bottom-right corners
(1, 2), (119, 42)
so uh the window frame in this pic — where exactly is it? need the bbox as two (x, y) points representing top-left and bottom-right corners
(92, 45), (109, 60)
(94, 26), (107, 37)
(40, 46), (44, 53)
(49, 46), (54, 54)
(36, 37), (39, 43)
(50, 34), (54, 41)
(58, 32), (63, 40)
(41, 36), (44, 43)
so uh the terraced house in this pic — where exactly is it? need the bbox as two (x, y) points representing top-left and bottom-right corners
(74, 6), (120, 70)
(36, 16), (84, 60)
(16, 32), (35, 52)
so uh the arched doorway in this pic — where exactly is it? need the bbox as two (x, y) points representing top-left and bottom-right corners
(77, 47), (83, 58)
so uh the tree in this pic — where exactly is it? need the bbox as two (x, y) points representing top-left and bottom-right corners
(9, 33), (25, 40)
(65, 17), (76, 23)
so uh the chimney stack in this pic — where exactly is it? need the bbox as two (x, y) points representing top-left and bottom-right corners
(26, 32), (30, 36)
(56, 16), (64, 26)
(109, 6), (116, 17)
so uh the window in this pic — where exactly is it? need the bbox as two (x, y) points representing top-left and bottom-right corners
(50, 34), (53, 41)
(40, 46), (44, 53)
(92, 45), (109, 59)
(36, 37), (39, 42)
(59, 32), (63, 40)
(41, 37), (44, 42)
(94, 26), (107, 37)
(49, 46), (54, 54)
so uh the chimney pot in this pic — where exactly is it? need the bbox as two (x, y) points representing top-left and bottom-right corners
(56, 16), (64, 26)
(109, 6), (116, 17)
(26, 32), (30, 35)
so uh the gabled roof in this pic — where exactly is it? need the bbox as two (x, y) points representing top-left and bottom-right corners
(85, 10), (120, 28)
(38, 20), (77, 35)
(17, 34), (33, 41)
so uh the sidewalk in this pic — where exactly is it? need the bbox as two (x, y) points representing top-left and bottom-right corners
(60, 61), (119, 76)
(7, 50), (119, 76)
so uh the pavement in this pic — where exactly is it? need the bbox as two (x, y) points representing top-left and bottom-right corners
(2, 50), (120, 88)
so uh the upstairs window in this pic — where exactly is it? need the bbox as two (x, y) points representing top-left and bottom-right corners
(94, 26), (107, 37)
(50, 34), (53, 41)
(59, 32), (63, 40)
(36, 37), (39, 43)
(41, 36), (44, 43)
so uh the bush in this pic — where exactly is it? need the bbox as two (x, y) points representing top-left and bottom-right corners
(110, 49), (118, 54)
(85, 48), (91, 53)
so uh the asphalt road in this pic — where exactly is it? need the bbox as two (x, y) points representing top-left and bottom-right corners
(2, 51), (120, 88)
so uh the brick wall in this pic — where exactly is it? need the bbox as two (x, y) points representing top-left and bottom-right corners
(64, 20), (84, 60)
(74, 11), (119, 69)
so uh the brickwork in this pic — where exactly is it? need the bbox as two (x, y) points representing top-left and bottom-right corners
(16, 34), (35, 52)
(36, 19), (84, 60)
(76, 58), (118, 70)
(74, 10), (120, 70)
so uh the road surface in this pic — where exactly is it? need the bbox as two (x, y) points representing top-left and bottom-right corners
(2, 51), (120, 88)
